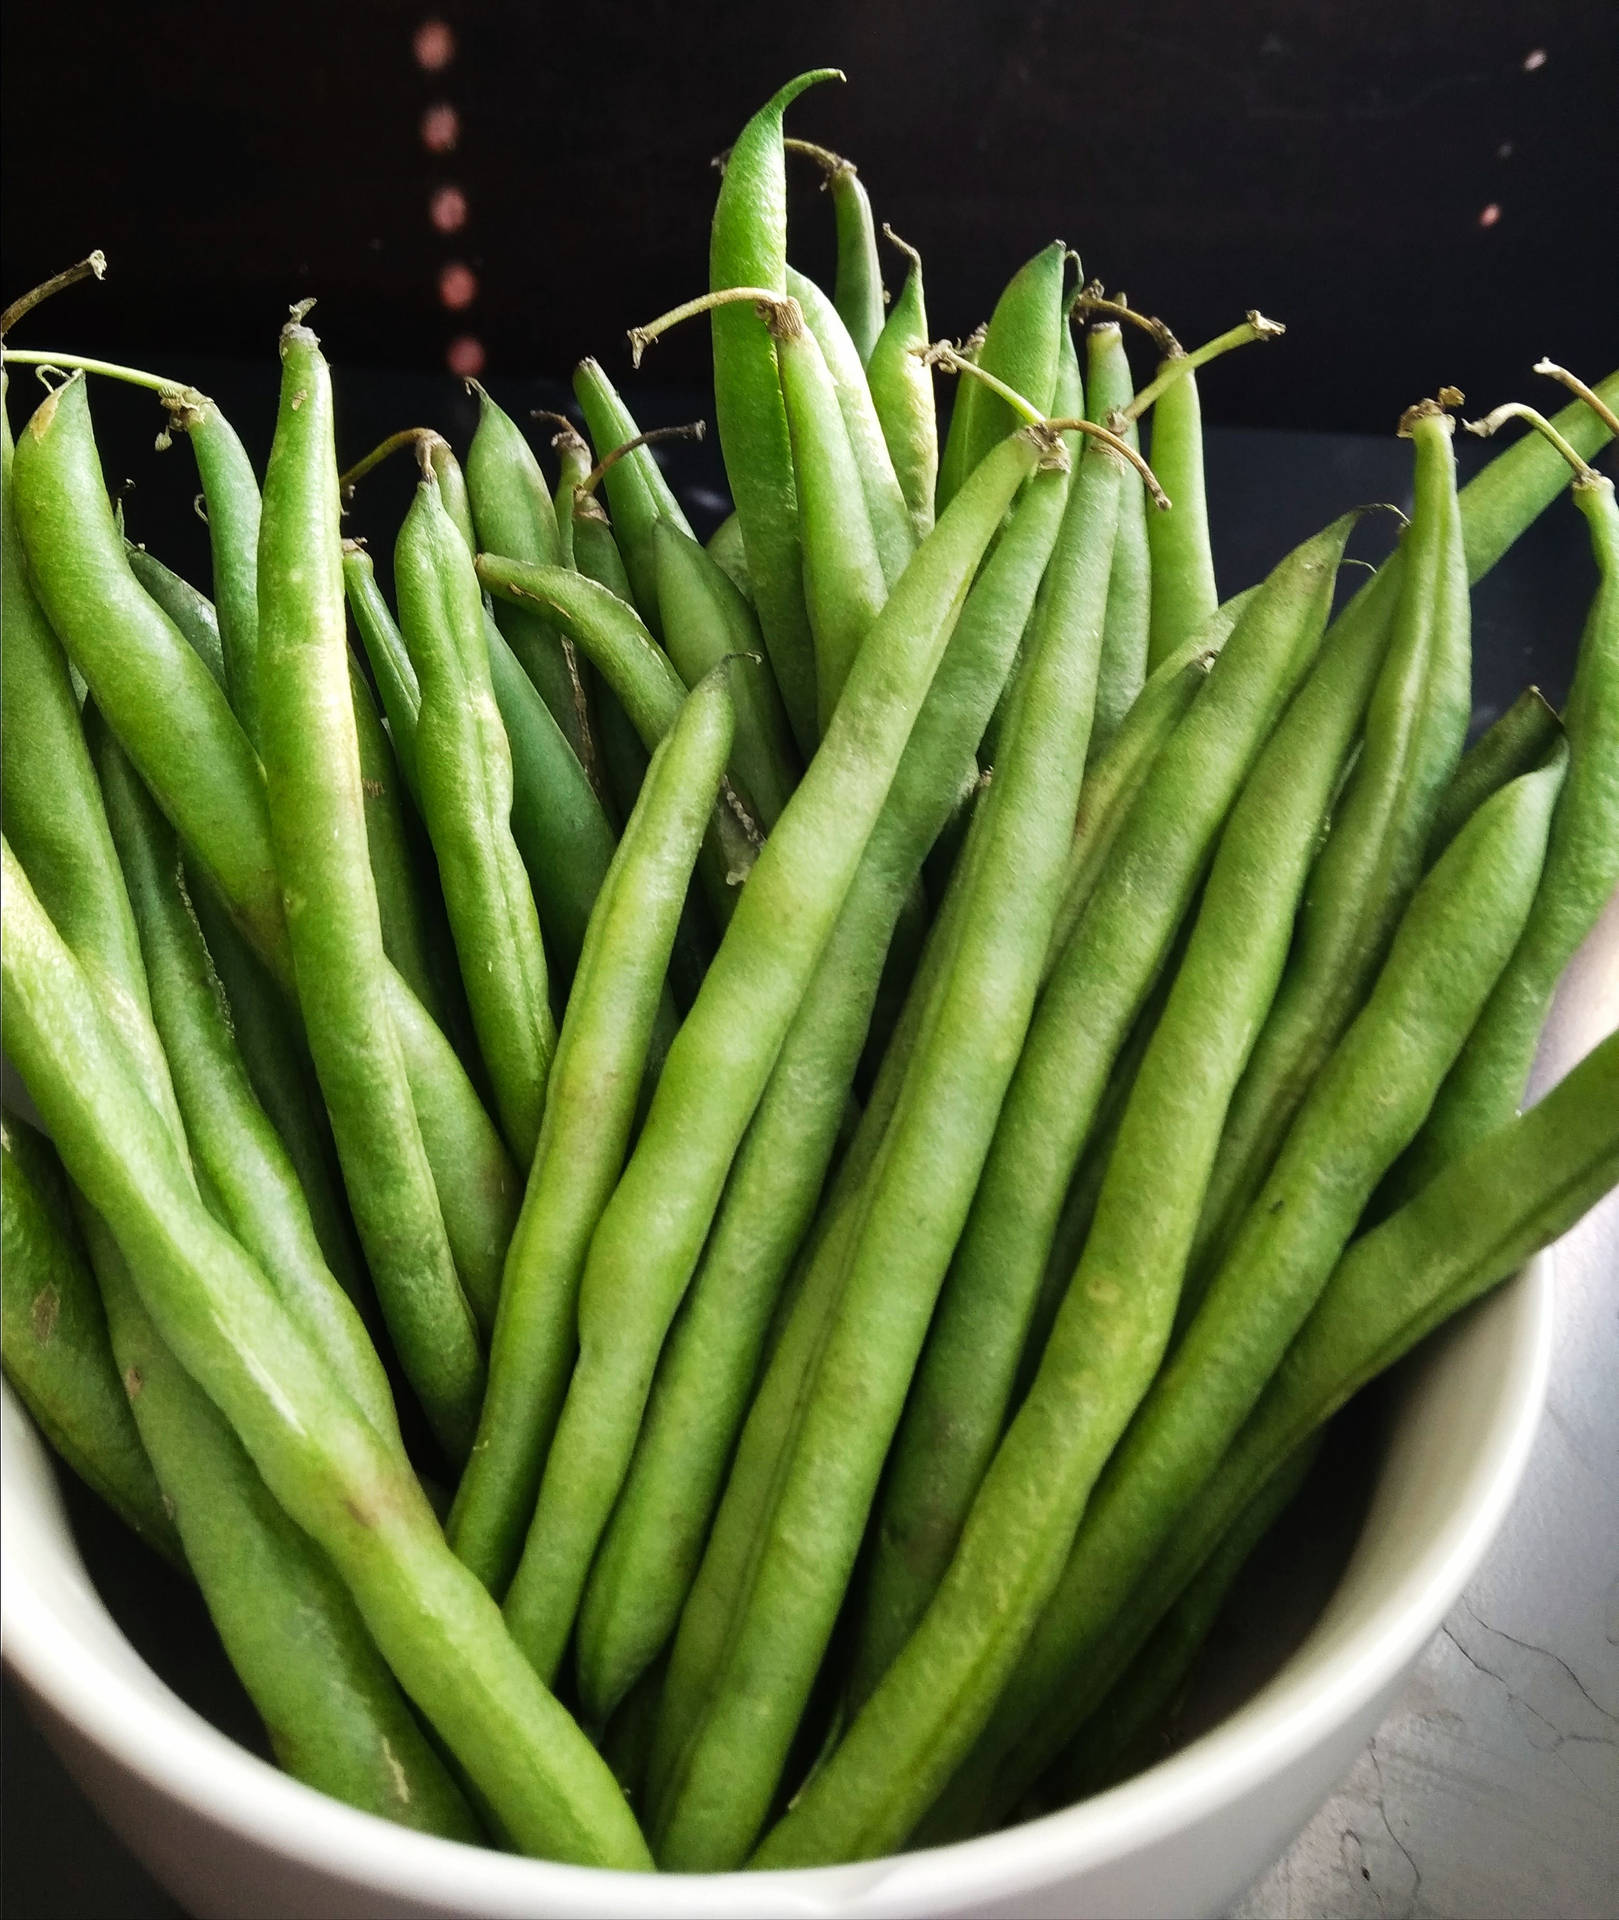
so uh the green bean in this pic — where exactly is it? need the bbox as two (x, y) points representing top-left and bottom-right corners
(127, 547), (227, 691)
(786, 139), (886, 364)
(258, 320), (482, 1460)
(761, 290), (890, 728)
(1040, 1437), (1321, 1808)
(575, 452), (1074, 1728)
(652, 519), (800, 825)
(1186, 404), (1471, 1292)
(957, 1019), (1619, 1833)
(1, 1111), (181, 1564)
(867, 514), (1351, 1669)
(1426, 686), (1560, 865)
(653, 427), (1121, 1870)
(1400, 422), (1619, 1184)
(865, 227), (937, 541)
(461, 385), (593, 764)
(706, 510), (752, 600)
(762, 641), (1551, 1873)
(396, 471), (556, 1164)
(475, 555), (759, 919)
(785, 266), (917, 586)
(935, 240), (1068, 512)
(1044, 594), (1252, 971)
(543, 415), (592, 572)
(1455, 370), (1619, 577)
(1086, 320), (1152, 741)
(572, 358), (698, 629)
(704, 69), (844, 755)
(499, 424), (1056, 1704)
(1143, 363), (1217, 664)
(0, 849), (651, 1867)
(450, 669), (734, 1598)
(96, 731), (398, 1431)
(343, 542), (422, 801)
(11, 373), (289, 977)
(186, 877), (367, 1306)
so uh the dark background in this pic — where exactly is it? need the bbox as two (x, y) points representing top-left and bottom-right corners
(4, 0), (1617, 434)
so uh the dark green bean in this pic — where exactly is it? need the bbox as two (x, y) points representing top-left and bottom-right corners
(1425, 686), (1560, 866)
(127, 547), (227, 691)
(1, 1111), (181, 1564)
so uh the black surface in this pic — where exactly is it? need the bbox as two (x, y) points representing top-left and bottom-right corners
(4, 399), (1611, 1916)
(3, 2), (1617, 433)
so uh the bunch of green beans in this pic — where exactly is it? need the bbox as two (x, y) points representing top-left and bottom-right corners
(2, 83), (1616, 1882)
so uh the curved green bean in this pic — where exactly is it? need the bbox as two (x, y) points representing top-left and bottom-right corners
(127, 547), (227, 692)
(866, 227), (937, 541)
(785, 141), (885, 363)
(450, 669), (733, 1597)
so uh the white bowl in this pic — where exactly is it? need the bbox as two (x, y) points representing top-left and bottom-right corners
(2, 1246), (1551, 1920)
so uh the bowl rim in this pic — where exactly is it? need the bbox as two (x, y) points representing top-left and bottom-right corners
(2, 1250), (1553, 1918)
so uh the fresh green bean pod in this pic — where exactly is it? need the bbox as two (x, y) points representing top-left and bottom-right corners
(499, 426), (1056, 1705)
(706, 511), (752, 601)
(799, 149), (885, 364)
(786, 267), (916, 586)
(955, 1019), (1619, 1835)
(1044, 596), (1251, 972)
(1426, 686), (1560, 865)
(396, 473), (556, 1164)
(759, 664), (1552, 1874)
(1187, 407), (1471, 1292)
(1456, 371), (1619, 576)
(866, 515), (1352, 1675)
(476, 556), (759, 920)
(1086, 321), (1152, 741)
(171, 396), (265, 743)
(79, 1207), (482, 1839)
(866, 228), (937, 541)
(654, 432), (1116, 1871)
(450, 669), (734, 1599)
(762, 293), (890, 730)
(547, 420), (591, 572)
(1040, 1437), (1321, 1808)
(652, 519), (800, 825)
(11, 374), (290, 978)
(575, 455), (1074, 1727)
(708, 69), (844, 756)
(1143, 359), (1219, 665)
(127, 547), (227, 692)
(258, 320), (482, 1460)
(464, 384), (589, 761)
(97, 734), (398, 1432)
(1402, 467), (1619, 1181)
(343, 543), (422, 802)
(571, 358), (698, 630)
(185, 877), (367, 1305)
(1, 1112), (180, 1564)
(935, 240), (1068, 512)
(0, 850), (650, 1868)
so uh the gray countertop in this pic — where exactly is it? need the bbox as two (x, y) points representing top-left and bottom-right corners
(1234, 890), (1619, 1920)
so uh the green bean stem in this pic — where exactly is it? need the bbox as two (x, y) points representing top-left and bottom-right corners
(448, 669), (734, 1596)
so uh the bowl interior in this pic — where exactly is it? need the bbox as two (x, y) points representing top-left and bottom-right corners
(1, 1252), (1551, 1918)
